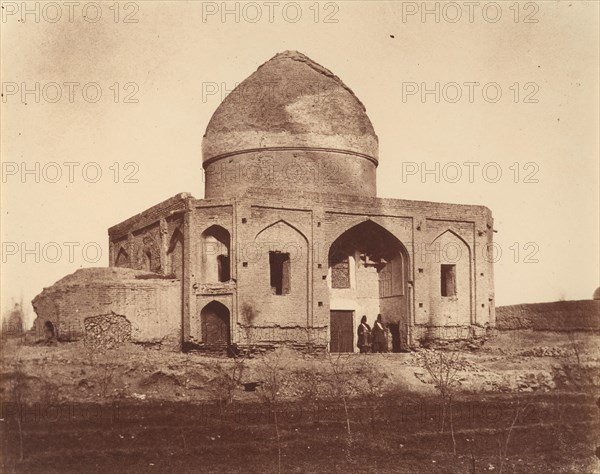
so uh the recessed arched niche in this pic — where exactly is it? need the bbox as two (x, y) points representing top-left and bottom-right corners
(200, 225), (230, 283)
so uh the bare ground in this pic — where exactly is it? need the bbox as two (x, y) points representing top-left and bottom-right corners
(1, 330), (598, 473)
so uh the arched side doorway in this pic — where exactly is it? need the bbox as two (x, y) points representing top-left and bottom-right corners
(44, 321), (55, 340)
(200, 301), (230, 345)
(328, 220), (410, 352)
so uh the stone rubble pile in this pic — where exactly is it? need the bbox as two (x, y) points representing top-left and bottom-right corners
(84, 313), (132, 350)
(518, 346), (571, 358)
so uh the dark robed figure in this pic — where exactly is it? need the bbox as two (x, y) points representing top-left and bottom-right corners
(357, 315), (371, 353)
(372, 313), (388, 353)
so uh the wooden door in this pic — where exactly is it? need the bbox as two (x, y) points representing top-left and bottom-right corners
(201, 302), (230, 345)
(330, 310), (354, 352)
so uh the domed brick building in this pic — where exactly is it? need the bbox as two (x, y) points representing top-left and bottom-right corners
(33, 51), (495, 352)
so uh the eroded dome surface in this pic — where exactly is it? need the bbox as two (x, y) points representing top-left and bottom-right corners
(202, 51), (379, 166)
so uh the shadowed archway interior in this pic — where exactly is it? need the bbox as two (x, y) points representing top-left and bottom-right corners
(328, 220), (410, 352)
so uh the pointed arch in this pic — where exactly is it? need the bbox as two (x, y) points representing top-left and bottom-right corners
(250, 219), (309, 327)
(44, 321), (55, 340)
(327, 219), (410, 352)
(201, 224), (230, 242)
(201, 225), (230, 283)
(428, 229), (472, 326)
(429, 229), (472, 269)
(115, 247), (129, 268)
(134, 234), (161, 273)
(167, 227), (184, 279)
(328, 220), (410, 286)
(200, 300), (230, 345)
(168, 227), (184, 251)
(431, 228), (471, 250)
(255, 219), (308, 244)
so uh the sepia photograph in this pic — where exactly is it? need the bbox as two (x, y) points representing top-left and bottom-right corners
(1, 1), (599, 472)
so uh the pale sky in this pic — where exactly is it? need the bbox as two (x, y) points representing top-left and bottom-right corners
(1, 1), (599, 326)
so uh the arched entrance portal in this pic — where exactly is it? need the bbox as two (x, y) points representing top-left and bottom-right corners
(328, 220), (410, 352)
(200, 301), (230, 345)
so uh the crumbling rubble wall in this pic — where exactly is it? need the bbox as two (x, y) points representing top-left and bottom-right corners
(32, 267), (181, 348)
(84, 313), (132, 349)
(496, 300), (600, 332)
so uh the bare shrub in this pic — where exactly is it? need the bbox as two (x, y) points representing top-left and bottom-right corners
(211, 359), (245, 409)
(566, 331), (584, 365)
(324, 352), (357, 460)
(354, 357), (388, 436)
(257, 348), (287, 474)
(558, 332), (588, 390)
(497, 403), (531, 474)
(83, 343), (120, 400)
(294, 356), (323, 412)
(416, 348), (464, 453)
(210, 304), (258, 409)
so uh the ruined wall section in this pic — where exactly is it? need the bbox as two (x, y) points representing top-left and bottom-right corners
(108, 193), (189, 274)
(31, 268), (181, 348)
(496, 300), (600, 331)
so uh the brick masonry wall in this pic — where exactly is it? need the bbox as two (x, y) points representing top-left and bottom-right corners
(108, 193), (188, 273)
(244, 207), (312, 322)
(203, 150), (377, 199)
(184, 189), (493, 348)
(32, 268), (182, 348)
(187, 203), (235, 343)
(425, 224), (472, 327)
(97, 185), (494, 349)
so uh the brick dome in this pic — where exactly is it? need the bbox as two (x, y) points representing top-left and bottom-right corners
(202, 51), (379, 167)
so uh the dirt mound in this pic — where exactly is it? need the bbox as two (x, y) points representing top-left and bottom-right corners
(139, 371), (183, 391)
(552, 363), (600, 389)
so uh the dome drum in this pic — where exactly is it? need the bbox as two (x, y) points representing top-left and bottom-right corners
(202, 51), (379, 199)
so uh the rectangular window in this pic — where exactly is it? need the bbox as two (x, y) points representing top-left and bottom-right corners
(378, 264), (392, 297)
(441, 264), (456, 297)
(269, 251), (290, 295)
(331, 256), (350, 289)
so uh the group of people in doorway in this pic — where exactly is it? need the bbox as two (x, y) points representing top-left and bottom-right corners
(357, 314), (388, 353)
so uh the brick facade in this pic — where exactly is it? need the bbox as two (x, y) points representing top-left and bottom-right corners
(100, 186), (494, 351)
(32, 51), (495, 352)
